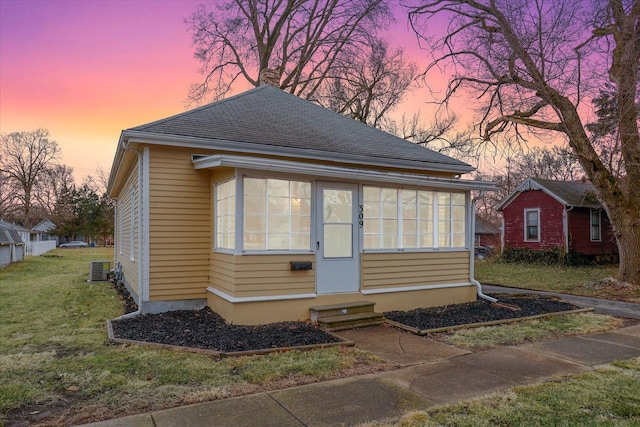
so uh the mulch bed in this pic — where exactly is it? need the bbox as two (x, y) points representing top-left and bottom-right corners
(384, 295), (579, 331)
(110, 308), (342, 353)
(109, 290), (582, 353)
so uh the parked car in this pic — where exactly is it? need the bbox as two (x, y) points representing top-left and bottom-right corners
(59, 241), (89, 248)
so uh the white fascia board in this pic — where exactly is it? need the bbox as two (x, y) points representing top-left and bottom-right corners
(495, 178), (570, 211)
(194, 154), (496, 192)
(122, 130), (475, 175)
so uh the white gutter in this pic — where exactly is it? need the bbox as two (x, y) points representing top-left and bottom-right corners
(125, 129), (476, 175)
(113, 139), (144, 320)
(194, 154), (496, 192)
(470, 192), (498, 303)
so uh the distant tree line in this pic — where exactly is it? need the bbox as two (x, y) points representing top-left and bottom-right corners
(0, 129), (113, 245)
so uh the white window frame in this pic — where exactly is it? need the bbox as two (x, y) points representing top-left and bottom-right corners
(362, 185), (467, 251)
(590, 209), (602, 242)
(241, 175), (312, 253)
(524, 208), (540, 242)
(118, 202), (123, 256)
(214, 178), (236, 252)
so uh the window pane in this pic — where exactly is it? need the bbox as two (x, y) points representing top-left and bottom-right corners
(420, 233), (434, 248)
(291, 181), (311, 198)
(363, 220), (378, 234)
(268, 234), (289, 250)
(382, 202), (397, 218)
(268, 215), (289, 233)
(403, 234), (417, 248)
(452, 193), (466, 205)
(382, 234), (397, 248)
(453, 206), (466, 221)
(381, 188), (397, 203)
(269, 197), (289, 215)
(452, 220), (465, 233)
(268, 179), (289, 197)
(324, 189), (352, 223)
(324, 224), (352, 257)
(244, 178), (266, 196)
(363, 186), (380, 202)
(291, 233), (310, 250)
(452, 234), (466, 247)
(244, 195), (265, 214)
(364, 234), (380, 249)
(403, 219), (417, 234)
(419, 191), (433, 205)
(291, 216), (310, 233)
(363, 202), (378, 219)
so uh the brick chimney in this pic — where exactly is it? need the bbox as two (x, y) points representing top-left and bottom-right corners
(259, 68), (282, 87)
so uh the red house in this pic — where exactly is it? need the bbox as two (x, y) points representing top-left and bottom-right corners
(496, 178), (618, 261)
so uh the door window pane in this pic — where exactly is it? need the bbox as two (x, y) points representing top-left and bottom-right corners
(324, 224), (352, 258)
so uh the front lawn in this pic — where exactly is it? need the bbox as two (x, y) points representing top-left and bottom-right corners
(475, 260), (640, 303)
(0, 248), (389, 426)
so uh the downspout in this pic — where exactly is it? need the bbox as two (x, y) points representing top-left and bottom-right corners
(470, 192), (498, 303)
(113, 138), (144, 320)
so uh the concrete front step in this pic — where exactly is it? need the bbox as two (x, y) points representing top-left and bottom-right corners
(317, 311), (384, 332)
(309, 301), (376, 323)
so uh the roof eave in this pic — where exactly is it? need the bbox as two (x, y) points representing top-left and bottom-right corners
(193, 154), (495, 191)
(122, 129), (476, 175)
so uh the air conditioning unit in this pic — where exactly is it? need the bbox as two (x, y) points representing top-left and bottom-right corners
(89, 261), (111, 282)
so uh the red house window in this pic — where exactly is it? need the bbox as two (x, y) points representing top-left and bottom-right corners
(591, 210), (601, 241)
(524, 209), (540, 242)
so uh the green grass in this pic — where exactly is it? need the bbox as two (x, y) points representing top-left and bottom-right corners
(0, 248), (388, 426)
(443, 312), (622, 350)
(367, 357), (640, 427)
(475, 260), (640, 302)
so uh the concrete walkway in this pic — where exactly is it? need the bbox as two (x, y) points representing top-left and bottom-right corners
(79, 321), (640, 427)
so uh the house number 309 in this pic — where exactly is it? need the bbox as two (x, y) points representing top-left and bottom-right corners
(358, 205), (364, 228)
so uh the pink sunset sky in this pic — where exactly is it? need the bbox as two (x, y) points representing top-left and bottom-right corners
(1, 0), (463, 184)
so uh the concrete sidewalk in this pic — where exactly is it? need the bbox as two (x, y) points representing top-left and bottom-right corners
(79, 322), (640, 427)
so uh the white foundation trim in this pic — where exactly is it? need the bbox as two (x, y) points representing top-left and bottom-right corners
(360, 282), (473, 295)
(207, 287), (317, 303)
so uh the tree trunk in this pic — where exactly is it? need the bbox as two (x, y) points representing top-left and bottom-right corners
(609, 205), (640, 286)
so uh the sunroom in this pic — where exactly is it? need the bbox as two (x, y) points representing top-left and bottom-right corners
(194, 154), (493, 324)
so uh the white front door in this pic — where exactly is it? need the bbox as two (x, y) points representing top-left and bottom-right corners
(316, 182), (359, 294)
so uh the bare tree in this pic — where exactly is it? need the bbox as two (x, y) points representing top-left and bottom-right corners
(186, 0), (393, 102)
(316, 37), (417, 127)
(0, 129), (61, 226)
(36, 164), (75, 221)
(407, 0), (640, 286)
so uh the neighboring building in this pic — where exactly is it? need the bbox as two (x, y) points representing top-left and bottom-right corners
(107, 85), (494, 324)
(474, 215), (500, 256)
(0, 222), (25, 267)
(31, 219), (58, 244)
(496, 177), (618, 260)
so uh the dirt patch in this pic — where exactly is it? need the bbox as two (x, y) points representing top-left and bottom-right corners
(110, 308), (342, 352)
(384, 295), (578, 331)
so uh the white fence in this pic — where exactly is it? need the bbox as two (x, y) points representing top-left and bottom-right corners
(25, 241), (57, 256)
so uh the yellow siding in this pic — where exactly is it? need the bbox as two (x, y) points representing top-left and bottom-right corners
(148, 147), (211, 301)
(361, 251), (471, 291)
(116, 163), (140, 295)
(210, 252), (315, 298)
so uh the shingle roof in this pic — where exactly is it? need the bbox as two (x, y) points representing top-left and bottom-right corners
(475, 215), (500, 235)
(128, 85), (471, 172)
(530, 178), (601, 208)
(0, 225), (24, 245)
(496, 177), (602, 211)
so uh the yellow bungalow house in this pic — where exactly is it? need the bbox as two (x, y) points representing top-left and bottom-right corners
(107, 85), (494, 325)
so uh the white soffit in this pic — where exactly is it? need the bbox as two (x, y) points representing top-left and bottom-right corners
(193, 154), (495, 191)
